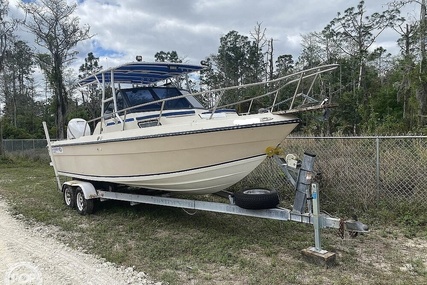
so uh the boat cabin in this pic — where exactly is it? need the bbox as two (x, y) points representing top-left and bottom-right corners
(77, 62), (208, 135)
(104, 86), (204, 117)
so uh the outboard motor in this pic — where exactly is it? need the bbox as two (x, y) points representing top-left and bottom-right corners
(67, 118), (91, 139)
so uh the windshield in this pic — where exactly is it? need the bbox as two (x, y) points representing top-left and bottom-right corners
(120, 87), (202, 111)
(125, 88), (159, 111)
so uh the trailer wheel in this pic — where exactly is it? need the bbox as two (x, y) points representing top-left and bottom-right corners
(75, 187), (94, 215)
(63, 185), (76, 208)
(234, 189), (279, 209)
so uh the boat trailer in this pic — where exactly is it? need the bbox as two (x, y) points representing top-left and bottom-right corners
(44, 124), (368, 267)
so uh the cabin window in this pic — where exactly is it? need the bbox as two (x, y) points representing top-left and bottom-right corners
(104, 93), (125, 117)
(120, 86), (203, 112)
(124, 89), (161, 111)
(152, 88), (192, 109)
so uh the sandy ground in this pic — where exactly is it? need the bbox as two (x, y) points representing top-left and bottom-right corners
(0, 199), (161, 285)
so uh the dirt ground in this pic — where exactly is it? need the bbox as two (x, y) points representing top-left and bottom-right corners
(0, 199), (161, 285)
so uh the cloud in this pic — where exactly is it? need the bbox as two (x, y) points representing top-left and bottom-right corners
(8, 0), (420, 76)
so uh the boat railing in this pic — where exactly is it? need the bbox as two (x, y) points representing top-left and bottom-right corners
(81, 64), (338, 135)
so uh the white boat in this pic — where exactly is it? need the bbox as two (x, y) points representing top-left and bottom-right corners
(46, 61), (337, 194)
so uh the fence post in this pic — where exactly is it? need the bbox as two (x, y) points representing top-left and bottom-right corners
(376, 136), (380, 199)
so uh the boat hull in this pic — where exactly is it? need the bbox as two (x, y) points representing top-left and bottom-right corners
(51, 118), (298, 194)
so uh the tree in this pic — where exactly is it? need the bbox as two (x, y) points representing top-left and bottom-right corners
(203, 31), (265, 109)
(0, 0), (18, 154)
(249, 22), (267, 82)
(20, 0), (92, 139)
(266, 38), (274, 80)
(390, 0), (427, 128)
(214, 31), (253, 87)
(79, 52), (102, 79)
(275, 54), (294, 76)
(299, 32), (341, 68)
(323, 0), (403, 90)
(206, 30), (264, 88)
(2, 40), (34, 128)
(153, 50), (192, 89)
(78, 52), (102, 125)
(0, 0), (17, 72)
(316, 1), (406, 135)
(154, 51), (182, 63)
(299, 32), (325, 68)
(368, 47), (392, 80)
(415, 0), (427, 126)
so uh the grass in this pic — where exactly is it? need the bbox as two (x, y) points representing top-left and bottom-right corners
(1, 156), (427, 284)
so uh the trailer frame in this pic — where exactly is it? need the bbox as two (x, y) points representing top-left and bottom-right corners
(43, 122), (368, 266)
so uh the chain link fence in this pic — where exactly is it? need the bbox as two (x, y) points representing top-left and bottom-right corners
(3, 136), (427, 210)
(2, 139), (48, 153)
(1, 139), (50, 162)
(231, 136), (427, 211)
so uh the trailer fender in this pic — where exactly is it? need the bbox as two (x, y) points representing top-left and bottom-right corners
(62, 181), (98, 199)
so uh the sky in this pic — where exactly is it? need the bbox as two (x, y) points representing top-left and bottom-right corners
(8, 0), (421, 74)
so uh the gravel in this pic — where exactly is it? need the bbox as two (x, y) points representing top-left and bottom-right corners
(0, 199), (162, 285)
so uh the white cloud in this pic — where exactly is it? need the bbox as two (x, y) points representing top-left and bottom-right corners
(8, 0), (420, 79)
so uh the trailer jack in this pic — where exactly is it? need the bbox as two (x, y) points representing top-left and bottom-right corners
(272, 152), (369, 267)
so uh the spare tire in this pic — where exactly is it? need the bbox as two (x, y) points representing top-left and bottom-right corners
(234, 189), (279, 209)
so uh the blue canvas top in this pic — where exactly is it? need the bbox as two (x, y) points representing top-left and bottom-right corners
(78, 62), (205, 86)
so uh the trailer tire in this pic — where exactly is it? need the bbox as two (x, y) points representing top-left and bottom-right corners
(75, 187), (94, 215)
(234, 189), (279, 209)
(63, 185), (76, 208)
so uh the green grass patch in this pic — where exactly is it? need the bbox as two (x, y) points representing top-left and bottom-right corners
(1, 158), (427, 284)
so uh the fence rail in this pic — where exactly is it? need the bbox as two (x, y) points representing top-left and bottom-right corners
(2, 136), (426, 208)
